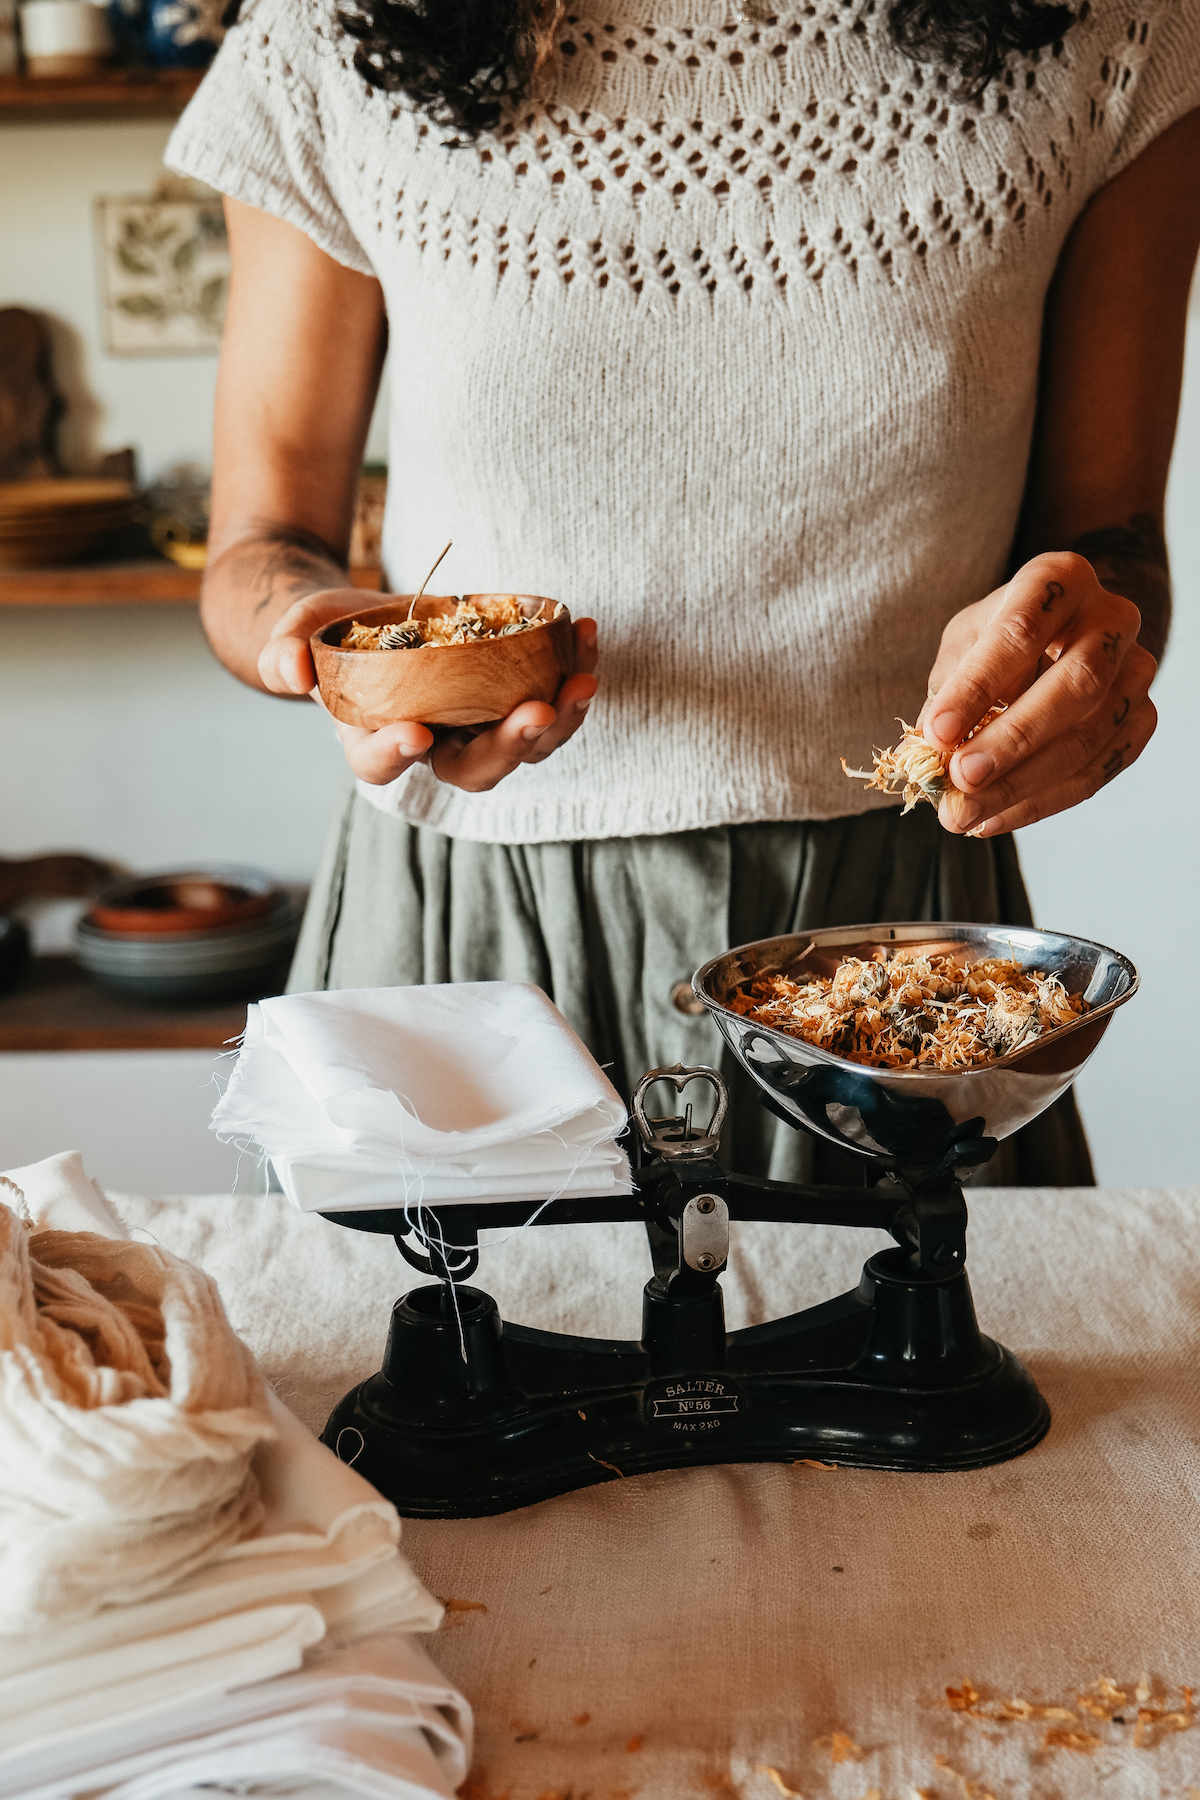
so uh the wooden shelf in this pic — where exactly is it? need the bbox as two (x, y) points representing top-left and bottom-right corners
(0, 955), (253, 1050)
(0, 560), (383, 606)
(0, 558), (201, 604)
(0, 69), (204, 123)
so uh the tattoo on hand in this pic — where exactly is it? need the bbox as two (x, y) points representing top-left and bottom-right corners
(1113, 696), (1129, 727)
(1042, 580), (1063, 612)
(1101, 741), (1131, 785)
(1101, 630), (1122, 663)
(1071, 512), (1171, 663)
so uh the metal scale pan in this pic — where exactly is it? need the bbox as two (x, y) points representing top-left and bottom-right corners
(320, 924), (1138, 1517)
(696, 921), (1138, 1171)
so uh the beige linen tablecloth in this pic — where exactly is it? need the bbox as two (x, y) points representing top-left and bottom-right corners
(113, 1184), (1200, 1800)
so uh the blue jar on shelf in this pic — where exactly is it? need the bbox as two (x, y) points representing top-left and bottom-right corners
(109, 0), (223, 67)
(107, 0), (148, 60)
(145, 0), (222, 67)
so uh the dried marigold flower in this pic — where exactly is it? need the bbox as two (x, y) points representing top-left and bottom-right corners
(340, 595), (555, 652)
(378, 620), (423, 650)
(1075, 1676), (1128, 1718)
(813, 1730), (863, 1763)
(730, 948), (1086, 1073)
(842, 705), (1008, 814)
(995, 1699), (1077, 1723)
(1040, 1726), (1102, 1754)
(934, 1753), (997, 1800)
(755, 1768), (802, 1798)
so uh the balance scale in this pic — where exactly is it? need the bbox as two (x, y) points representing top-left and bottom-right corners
(320, 923), (1137, 1517)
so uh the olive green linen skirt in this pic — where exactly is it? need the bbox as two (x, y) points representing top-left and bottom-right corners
(288, 780), (1093, 1187)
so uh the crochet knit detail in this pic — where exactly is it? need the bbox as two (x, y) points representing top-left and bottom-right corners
(337, 0), (1155, 301)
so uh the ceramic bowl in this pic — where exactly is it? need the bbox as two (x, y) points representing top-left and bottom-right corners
(76, 892), (304, 1002)
(87, 867), (277, 936)
(0, 916), (31, 998)
(311, 593), (575, 729)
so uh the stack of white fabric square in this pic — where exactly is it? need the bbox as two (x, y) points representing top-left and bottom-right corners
(0, 1153), (469, 1800)
(211, 981), (632, 1214)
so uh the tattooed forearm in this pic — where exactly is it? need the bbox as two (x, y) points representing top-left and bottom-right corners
(1071, 512), (1171, 664)
(216, 527), (346, 621)
(200, 524), (348, 692)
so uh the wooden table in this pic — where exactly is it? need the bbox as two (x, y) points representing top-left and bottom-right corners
(0, 956), (250, 1050)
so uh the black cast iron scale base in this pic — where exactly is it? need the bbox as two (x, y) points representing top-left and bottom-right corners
(320, 1068), (1049, 1517)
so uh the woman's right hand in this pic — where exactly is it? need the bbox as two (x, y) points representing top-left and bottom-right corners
(259, 587), (600, 794)
(207, 204), (600, 794)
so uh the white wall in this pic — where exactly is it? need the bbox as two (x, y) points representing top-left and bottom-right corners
(0, 117), (388, 890)
(1, 121), (219, 477)
(0, 118), (1197, 1191)
(0, 1051), (252, 1193)
(0, 119), (389, 478)
(1, 601), (344, 880)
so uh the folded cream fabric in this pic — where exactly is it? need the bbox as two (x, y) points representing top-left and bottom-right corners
(0, 1155), (453, 1796)
(0, 1195), (275, 1634)
(210, 981), (632, 1212)
(271, 1145), (631, 1212)
(0, 1392), (443, 1756)
(1, 1152), (129, 1239)
(0, 1634), (470, 1800)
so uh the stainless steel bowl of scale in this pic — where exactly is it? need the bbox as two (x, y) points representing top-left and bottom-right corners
(694, 921), (1138, 1172)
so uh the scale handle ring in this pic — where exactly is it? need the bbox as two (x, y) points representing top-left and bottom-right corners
(630, 1063), (729, 1160)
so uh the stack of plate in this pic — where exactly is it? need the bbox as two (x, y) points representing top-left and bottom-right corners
(0, 478), (136, 570)
(76, 866), (304, 1003)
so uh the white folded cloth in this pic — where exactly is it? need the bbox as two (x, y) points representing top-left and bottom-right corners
(0, 1391), (444, 1755)
(0, 1155), (458, 1800)
(211, 981), (632, 1212)
(0, 1633), (469, 1800)
(1, 1151), (128, 1239)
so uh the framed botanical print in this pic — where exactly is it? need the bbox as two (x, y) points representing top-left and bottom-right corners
(96, 191), (229, 356)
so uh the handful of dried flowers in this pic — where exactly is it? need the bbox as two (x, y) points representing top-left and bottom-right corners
(841, 706), (1007, 814)
(340, 596), (562, 652)
(727, 946), (1086, 1071)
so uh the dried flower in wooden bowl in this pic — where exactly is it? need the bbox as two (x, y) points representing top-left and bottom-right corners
(311, 592), (576, 729)
(841, 705), (1007, 813)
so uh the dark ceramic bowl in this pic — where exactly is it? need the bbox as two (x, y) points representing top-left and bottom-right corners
(86, 866), (277, 937)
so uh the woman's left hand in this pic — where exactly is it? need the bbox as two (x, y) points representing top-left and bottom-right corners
(919, 551), (1158, 838)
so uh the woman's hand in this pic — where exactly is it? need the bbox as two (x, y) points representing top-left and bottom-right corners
(919, 551), (1157, 838)
(259, 587), (600, 793)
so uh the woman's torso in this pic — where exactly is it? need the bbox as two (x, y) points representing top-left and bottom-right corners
(170, 0), (1191, 841)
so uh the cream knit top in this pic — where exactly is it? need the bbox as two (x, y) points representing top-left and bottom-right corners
(168, 0), (1200, 845)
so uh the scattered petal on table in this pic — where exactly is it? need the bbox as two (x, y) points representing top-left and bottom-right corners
(813, 1729), (862, 1762)
(756, 1765), (802, 1797)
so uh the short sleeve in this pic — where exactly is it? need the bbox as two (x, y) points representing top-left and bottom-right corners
(165, 0), (375, 278)
(1104, 0), (1200, 178)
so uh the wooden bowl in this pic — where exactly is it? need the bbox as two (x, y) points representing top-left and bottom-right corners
(0, 479), (135, 568)
(87, 870), (277, 936)
(0, 478), (135, 517)
(311, 594), (576, 729)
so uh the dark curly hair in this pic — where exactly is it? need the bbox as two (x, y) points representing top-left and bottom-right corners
(224, 0), (1076, 138)
(888, 0), (1076, 95)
